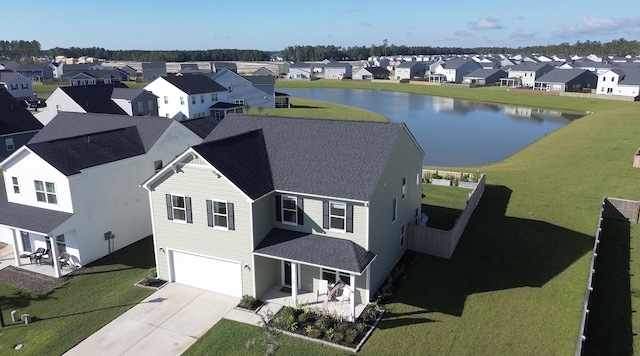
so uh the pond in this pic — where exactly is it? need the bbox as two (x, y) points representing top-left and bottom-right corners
(280, 88), (583, 167)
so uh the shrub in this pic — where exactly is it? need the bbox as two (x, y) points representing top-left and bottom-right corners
(284, 315), (297, 331)
(307, 328), (322, 338)
(345, 329), (358, 343)
(333, 331), (344, 342)
(362, 302), (380, 323)
(239, 295), (256, 309)
(336, 322), (349, 333)
(315, 315), (331, 330)
(280, 306), (296, 318)
(297, 312), (309, 324)
(355, 322), (367, 333)
(325, 328), (335, 340)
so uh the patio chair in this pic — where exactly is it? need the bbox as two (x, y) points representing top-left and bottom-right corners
(36, 249), (50, 264)
(59, 252), (71, 268)
(29, 248), (46, 264)
(336, 286), (352, 308)
(316, 279), (328, 303)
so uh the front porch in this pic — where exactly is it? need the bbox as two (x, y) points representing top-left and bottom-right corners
(259, 284), (367, 321)
(0, 242), (77, 278)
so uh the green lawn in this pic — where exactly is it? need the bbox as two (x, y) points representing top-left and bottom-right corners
(0, 237), (156, 354)
(187, 82), (639, 354)
(32, 81), (146, 98)
(421, 184), (471, 230)
(251, 98), (388, 122)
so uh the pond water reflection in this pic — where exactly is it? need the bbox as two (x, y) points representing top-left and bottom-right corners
(281, 88), (583, 167)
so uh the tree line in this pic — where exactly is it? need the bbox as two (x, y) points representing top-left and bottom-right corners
(2, 39), (639, 63)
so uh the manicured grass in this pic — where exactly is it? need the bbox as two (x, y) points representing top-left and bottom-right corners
(187, 82), (640, 354)
(421, 184), (471, 230)
(0, 237), (156, 354)
(32, 81), (146, 98)
(252, 98), (388, 122)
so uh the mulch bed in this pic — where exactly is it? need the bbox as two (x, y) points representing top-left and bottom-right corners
(0, 266), (67, 295)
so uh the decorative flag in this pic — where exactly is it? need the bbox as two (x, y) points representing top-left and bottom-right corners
(323, 280), (345, 309)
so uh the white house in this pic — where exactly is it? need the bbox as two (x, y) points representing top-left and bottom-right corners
(0, 112), (203, 277)
(144, 75), (232, 120)
(596, 68), (640, 97)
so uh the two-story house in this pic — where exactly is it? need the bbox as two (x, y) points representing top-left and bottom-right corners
(324, 62), (352, 79)
(395, 61), (425, 80)
(211, 69), (276, 109)
(596, 68), (640, 97)
(38, 84), (132, 124)
(0, 112), (203, 277)
(0, 70), (33, 101)
(141, 114), (424, 320)
(142, 61), (167, 81)
(15, 63), (55, 82)
(505, 62), (554, 87)
(0, 89), (43, 160)
(434, 59), (481, 83)
(144, 74), (242, 120)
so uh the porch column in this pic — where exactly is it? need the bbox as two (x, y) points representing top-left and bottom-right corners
(291, 262), (298, 305)
(349, 274), (356, 322)
(48, 236), (62, 278)
(11, 228), (22, 267)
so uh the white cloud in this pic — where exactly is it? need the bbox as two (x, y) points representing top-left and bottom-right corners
(562, 17), (623, 35)
(510, 29), (539, 40)
(468, 17), (504, 30)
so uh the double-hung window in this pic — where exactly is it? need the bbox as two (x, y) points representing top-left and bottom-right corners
(34, 180), (57, 204)
(147, 100), (154, 110)
(191, 96), (196, 104)
(180, 96), (185, 105)
(56, 234), (67, 253)
(164, 96), (169, 104)
(5, 138), (14, 151)
(322, 268), (350, 286)
(137, 101), (144, 112)
(12, 177), (20, 194)
(166, 194), (192, 223)
(211, 93), (217, 102)
(206, 200), (235, 230)
(322, 201), (353, 232)
(200, 95), (204, 103)
(280, 195), (299, 225)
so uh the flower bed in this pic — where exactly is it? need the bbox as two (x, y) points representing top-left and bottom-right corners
(268, 303), (382, 351)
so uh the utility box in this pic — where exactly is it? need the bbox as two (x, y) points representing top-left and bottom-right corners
(11, 310), (19, 323)
(21, 314), (32, 325)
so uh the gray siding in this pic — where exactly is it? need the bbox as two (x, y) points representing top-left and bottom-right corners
(255, 255), (279, 297)
(150, 161), (254, 296)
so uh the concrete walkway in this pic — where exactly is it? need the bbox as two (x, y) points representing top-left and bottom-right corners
(64, 284), (239, 356)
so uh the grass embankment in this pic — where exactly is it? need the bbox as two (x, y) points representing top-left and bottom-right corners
(256, 98), (388, 122)
(189, 82), (638, 354)
(0, 238), (155, 354)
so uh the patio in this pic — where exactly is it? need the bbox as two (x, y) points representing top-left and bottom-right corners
(0, 242), (77, 278)
(259, 284), (367, 321)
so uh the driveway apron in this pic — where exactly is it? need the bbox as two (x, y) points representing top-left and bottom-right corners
(64, 283), (238, 356)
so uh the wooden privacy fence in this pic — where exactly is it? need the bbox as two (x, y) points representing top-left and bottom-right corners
(408, 174), (486, 258)
(576, 196), (638, 355)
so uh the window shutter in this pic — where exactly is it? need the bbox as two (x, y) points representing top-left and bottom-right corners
(206, 200), (213, 227)
(185, 197), (193, 224)
(228, 203), (235, 230)
(297, 198), (304, 225)
(322, 201), (329, 229)
(166, 194), (173, 220)
(275, 194), (282, 222)
(346, 204), (354, 233)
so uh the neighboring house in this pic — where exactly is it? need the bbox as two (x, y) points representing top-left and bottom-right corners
(15, 63), (55, 82)
(0, 112), (203, 278)
(142, 61), (167, 81)
(504, 62), (553, 87)
(110, 87), (160, 116)
(0, 61), (20, 71)
(41, 84), (129, 124)
(63, 70), (125, 86)
(534, 69), (597, 92)
(395, 61), (425, 80)
(434, 59), (481, 83)
(324, 62), (352, 79)
(211, 69), (275, 109)
(596, 68), (640, 97)
(0, 70), (34, 101)
(144, 74), (239, 120)
(253, 67), (274, 77)
(288, 62), (315, 80)
(118, 65), (138, 81)
(353, 67), (390, 80)
(462, 68), (507, 86)
(141, 114), (424, 320)
(0, 89), (43, 161)
(210, 62), (237, 73)
(61, 63), (102, 75)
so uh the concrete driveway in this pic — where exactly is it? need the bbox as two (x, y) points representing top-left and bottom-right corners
(64, 283), (238, 356)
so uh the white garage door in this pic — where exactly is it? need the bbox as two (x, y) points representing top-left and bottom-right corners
(171, 251), (242, 297)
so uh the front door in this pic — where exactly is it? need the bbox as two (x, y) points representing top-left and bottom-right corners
(283, 261), (292, 287)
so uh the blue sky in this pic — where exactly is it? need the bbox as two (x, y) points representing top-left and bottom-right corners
(6, 1), (639, 51)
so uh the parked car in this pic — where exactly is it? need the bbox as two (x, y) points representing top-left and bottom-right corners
(28, 99), (46, 108)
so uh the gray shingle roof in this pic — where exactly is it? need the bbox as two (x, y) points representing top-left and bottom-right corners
(361, 67), (390, 76)
(464, 68), (506, 79)
(0, 90), (43, 135)
(254, 228), (376, 274)
(28, 126), (146, 176)
(244, 75), (275, 85)
(58, 84), (128, 115)
(179, 116), (220, 139)
(536, 68), (595, 83)
(0, 183), (72, 234)
(111, 88), (147, 101)
(29, 112), (173, 152)
(203, 114), (407, 201)
(161, 75), (227, 94)
(193, 129), (274, 200)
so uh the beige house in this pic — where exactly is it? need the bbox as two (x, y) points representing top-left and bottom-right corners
(142, 114), (424, 320)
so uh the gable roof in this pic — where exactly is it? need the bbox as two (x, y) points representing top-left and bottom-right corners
(0, 70), (28, 83)
(160, 75), (227, 94)
(536, 68), (594, 83)
(396, 61), (421, 68)
(244, 75), (275, 85)
(203, 114), (414, 201)
(0, 183), (72, 234)
(0, 90), (43, 135)
(57, 84), (129, 115)
(29, 112), (173, 152)
(111, 87), (155, 101)
(442, 58), (479, 70)
(253, 67), (273, 76)
(508, 62), (551, 72)
(193, 129), (274, 200)
(464, 68), (506, 79)
(254, 228), (376, 274)
(360, 67), (390, 76)
(27, 126), (146, 176)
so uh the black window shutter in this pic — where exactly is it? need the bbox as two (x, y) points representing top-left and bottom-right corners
(166, 194), (173, 220)
(322, 201), (329, 229)
(185, 197), (193, 224)
(228, 203), (235, 230)
(346, 204), (354, 233)
(297, 198), (304, 225)
(206, 200), (213, 227)
(275, 194), (282, 222)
